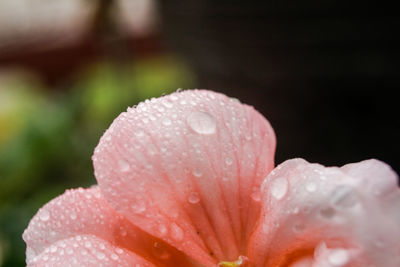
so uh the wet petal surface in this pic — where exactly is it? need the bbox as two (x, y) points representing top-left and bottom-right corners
(23, 187), (194, 266)
(248, 158), (400, 267)
(27, 235), (155, 267)
(92, 90), (276, 264)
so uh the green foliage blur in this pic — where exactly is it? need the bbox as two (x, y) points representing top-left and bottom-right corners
(0, 56), (194, 266)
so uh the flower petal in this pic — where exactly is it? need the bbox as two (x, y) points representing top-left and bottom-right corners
(248, 158), (400, 266)
(23, 187), (194, 266)
(92, 90), (276, 264)
(28, 235), (155, 267)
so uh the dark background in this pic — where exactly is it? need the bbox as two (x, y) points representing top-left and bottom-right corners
(159, 0), (400, 173)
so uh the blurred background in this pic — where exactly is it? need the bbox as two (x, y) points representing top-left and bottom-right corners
(0, 0), (399, 266)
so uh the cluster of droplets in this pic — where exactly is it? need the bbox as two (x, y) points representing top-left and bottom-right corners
(27, 235), (128, 266)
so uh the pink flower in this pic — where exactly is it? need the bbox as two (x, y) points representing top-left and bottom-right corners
(23, 90), (400, 266)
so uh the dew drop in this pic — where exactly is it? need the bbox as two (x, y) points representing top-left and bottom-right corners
(158, 224), (168, 236)
(162, 100), (174, 108)
(193, 169), (203, 178)
(115, 248), (124, 254)
(118, 159), (130, 173)
(84, 241), (92, 248)
(331, 185), (357, 209)
(96, 251), (105, 260)
(111, 253), (119, 260)
(162, 117), (172, 126)
(50, 245), (57, 253)
(70, 212), (77, 220)
(188, 192), (200, 204)
(134, 129), (144, 137)
(270, 177), (289, 200)
(39, 209), (50, 221)
(153, 242), (171, 260)
(66, 247), (73, 255)
(292, 223), (305, 233)
(306, 182), (317, 192)
(187, 111), (217, 135)
(225, 157), (233, 166)
(171, 223), (184, 241)
(132, 199), (146, 214)
(251, 187), (261, 202)
(26, 247), (36, 261)
(328, 249), (349, 266)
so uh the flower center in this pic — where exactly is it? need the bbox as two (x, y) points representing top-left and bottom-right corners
(218, 255), (249, 267)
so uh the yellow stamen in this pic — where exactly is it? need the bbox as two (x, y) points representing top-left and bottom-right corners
(218, 256), (249, 267)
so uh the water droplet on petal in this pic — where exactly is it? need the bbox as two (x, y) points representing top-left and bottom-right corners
(270, 177), (288, 200)
(162, 100), (174, 108)
(96, 251), (105, 260)
(50, 245), (57, 253)
(111, 253), (119, 260)
(162, 117), (172, 126)
(188, 192), (200, 204)
(225, 157), (233, 166)
(39, 209), (50, 221)
(171, 223), (184, 241)
(187, 111), (217, 135)
(84, 241), (92, 248)
(26, 247), (36, 261)
(132, 199), (146, 214)
(193, 169), (203, 178)
(328, 249), (349, 266)
(306, 182), (317, 192)
(331, 185), (357, 209)
(251, 187), (261, 202)
(158, 224), (168, 236)
(153, 242), (171, 260)
(292, 223), (305, 233)
(118, 159), (130, 173)
(134, 129), (144, 137)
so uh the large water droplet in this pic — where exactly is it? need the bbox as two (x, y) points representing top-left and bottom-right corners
(331, 185), (357, 209)
(270, 177), (289, 200)
(188, 192), (200, 204)
(187, 111), (217, 135)
(118, 159), (130, 173)
(40, 209), (50, 221)
(328, 249), (349, 266)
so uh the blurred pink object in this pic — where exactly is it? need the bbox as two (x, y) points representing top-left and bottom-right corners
(23, 90), (400, 266)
